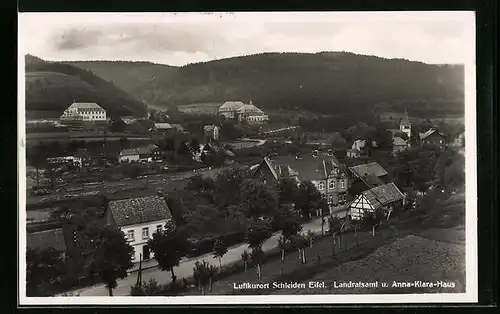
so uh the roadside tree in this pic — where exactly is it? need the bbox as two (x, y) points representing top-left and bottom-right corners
(148, 226), (189, 285)
(83, 223), (134, 296)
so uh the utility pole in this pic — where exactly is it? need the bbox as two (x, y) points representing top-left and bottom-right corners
(136, 253), (143, 287)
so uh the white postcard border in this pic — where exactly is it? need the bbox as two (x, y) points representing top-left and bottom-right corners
(18, 11), (478, 305)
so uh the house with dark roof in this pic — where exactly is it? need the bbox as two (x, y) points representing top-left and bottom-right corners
(118, 144), (161, 163)
(106, 195), (173, 262)
(253, 153), (349, 214)
(347, 182), (405, 220)
(348, 161), (389, 197)
(27, 228), (68, 259)
(349, 162), (388, 179)
(419, 128), (447, 149)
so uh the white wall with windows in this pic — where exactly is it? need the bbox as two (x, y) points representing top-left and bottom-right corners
(120, 219), (170, 262)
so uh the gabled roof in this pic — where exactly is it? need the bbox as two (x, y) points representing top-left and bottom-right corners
(154, 123), (172, 129)
(136, 144), (159, 155)
(349, 162), (388, 178)
(107, 195), (172, 227)
(360, 174), (384, 188)
(219, 101), (245, 111)
(393, 137), (408, 146)
(270, 154), (342, 182)
(236, 104), (263, 114)
(419, 128), (445, 140)
(362, 182), (404, 210)
(68, 102), (105, 110)
(120, 145), (158, 156)
(120, 148), (139, 157)
(27, 228), (67, 252)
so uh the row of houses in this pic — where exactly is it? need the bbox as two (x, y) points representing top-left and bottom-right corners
(29, 155), (402, 269)
(347, 110), (451, 159)
(252, 151), (405, 220)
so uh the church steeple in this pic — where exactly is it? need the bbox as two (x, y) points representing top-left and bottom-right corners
(400, 109), (411, 139)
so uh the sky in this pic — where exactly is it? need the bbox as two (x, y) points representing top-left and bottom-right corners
(18, 12), (475, 66)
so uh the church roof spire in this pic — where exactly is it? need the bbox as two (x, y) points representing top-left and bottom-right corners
(401, 109), (410, 125)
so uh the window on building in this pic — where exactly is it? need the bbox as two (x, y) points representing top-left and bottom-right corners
(328, 194), (334, 204)
(318, 182), (325, 190)
(340, 180), (345, 189)
(126, 230), (135, 242)
(142, 227), (149, 239)
(329, 180), (335, 189)
(156, 224), (163, 234)
(339, 193), (346, 204)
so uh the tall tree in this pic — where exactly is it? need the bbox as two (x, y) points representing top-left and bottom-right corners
(192, 260), (218, 295)
(212, 239), (228, 268)
(241, 250), (250, 272)
(148, 225), (189, 285)
(294, 181), (327, 219)
(239, 179), (279, 218)
(83, 223), (134, 296)
(273, 204), (303, 241)
(278, 178), (299, 205)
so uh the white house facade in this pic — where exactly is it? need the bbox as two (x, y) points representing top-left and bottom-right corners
(107, 195), (173, 262)
(60, 102), (107, 122)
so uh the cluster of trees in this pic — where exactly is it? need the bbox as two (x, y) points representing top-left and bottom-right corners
(166, 169), (327, 241)
(27, 196), (135, 296)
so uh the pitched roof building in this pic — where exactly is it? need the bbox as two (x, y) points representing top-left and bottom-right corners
(106, 195), (173, 261)
(60, 102), (107, 122)
(349, 162), (388, 179)
(253, 153), (349, 213)
(348, 182), (405, 220)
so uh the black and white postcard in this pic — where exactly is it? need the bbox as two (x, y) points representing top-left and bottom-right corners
(18, 11), (477, 305)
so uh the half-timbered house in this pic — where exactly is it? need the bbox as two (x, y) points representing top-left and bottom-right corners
(348, 182), (405, 220)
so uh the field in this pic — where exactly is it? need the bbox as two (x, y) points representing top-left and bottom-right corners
(176, 192), (465, 296)
(25, 132), (152, 148)
(177, 103), (221, 115)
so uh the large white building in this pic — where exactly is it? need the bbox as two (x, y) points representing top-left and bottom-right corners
(218, 100), (269, 124)
(106, 195), (173, 262)
(60, 102), (107, 122)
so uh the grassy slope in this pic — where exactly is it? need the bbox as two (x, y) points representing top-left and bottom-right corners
(25, 57), (147, 118)
(69, 52), (464, 116)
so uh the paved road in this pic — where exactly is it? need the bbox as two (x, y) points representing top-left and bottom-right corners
(63, 217), (325, 296)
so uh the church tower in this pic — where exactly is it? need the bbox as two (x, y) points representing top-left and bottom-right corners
(399, 109), (411, 139)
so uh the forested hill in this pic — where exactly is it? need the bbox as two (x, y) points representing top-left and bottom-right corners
(67, 61), (179, 108)
(69, 52), (464, 115)
(25, 56), (147, 118)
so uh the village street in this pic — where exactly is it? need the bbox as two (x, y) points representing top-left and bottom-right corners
(64, 217), (325, 296)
